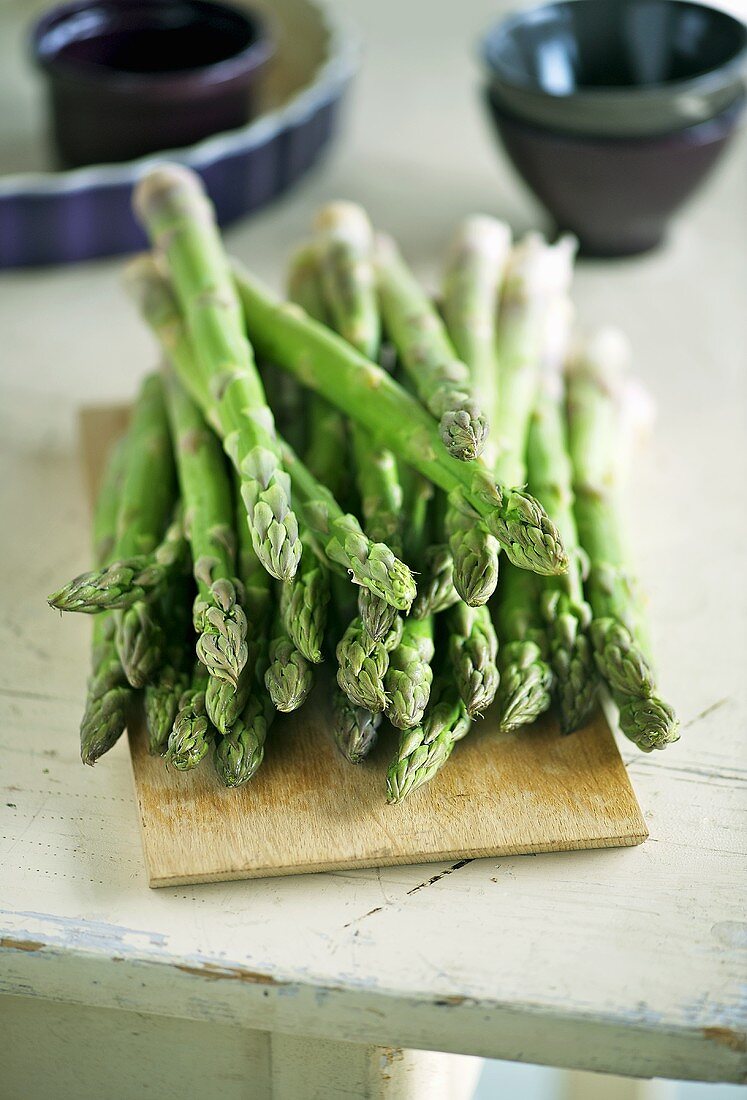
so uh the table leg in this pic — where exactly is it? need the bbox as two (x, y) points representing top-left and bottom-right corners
(270, 1034), (484, 1100)
(561, 1069), (653, 1099)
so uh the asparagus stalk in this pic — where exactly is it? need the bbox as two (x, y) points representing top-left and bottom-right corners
(441, 217), (510, 605)
(164, 372), (249, 691)
(448, 601), (500, 718)
(143, 574), (193, 754)
(111, 373), (177, 687)
(442, 215), (512, 455)
(280, 535), (329, 664)
(232, 262), (567, 577)
(445, 490), (500, 607)
(205, 476), (273, 733)
(494, 565), (554, 733)
(314, 202), (381, 359)
(386, 679), (472, 803)
(115, 602), (165, 691)
(257, 359), (306, 455)
(411, 541), (459, 618)
(494, 235), (577, 479)
(331, 688), (382, 764)
(48, 507), (187, 614)
(288, 243), (352, 505)
(384, 616), (435, 729)
(567, 329), (679, 751)
(81, 616), (133, 765)
(79, 438), (134, 765)
(410, 493), (460, 619)
(145, 654), (191, 756)
(166, 665), (213, 770)
(279, 440), (416, 613)
(264, 611), (314, 713)
(351, 427), (403, 641)
(131, 166), (302, 582)
(313, 203), (404, 642)
(526, 300), (597, 734)
(384, 465), (435, 729)
(375, 233), (488, 461)
(263, 243), (326, 455)
(214, 694), (274, 787)
(335, 614), (402, 713)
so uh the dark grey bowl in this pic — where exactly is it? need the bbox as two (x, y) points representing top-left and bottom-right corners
(482, 0), (747, 137)
(485, 89), (745, 256)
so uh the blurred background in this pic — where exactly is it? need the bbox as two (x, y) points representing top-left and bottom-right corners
(1, 0), (745, 434)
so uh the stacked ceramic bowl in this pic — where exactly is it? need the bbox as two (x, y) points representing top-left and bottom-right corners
(481, 0), (747, 255)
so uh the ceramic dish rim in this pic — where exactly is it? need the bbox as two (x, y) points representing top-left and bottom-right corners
(0, 0), (359, 197)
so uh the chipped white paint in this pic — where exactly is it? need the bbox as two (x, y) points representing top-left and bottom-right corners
(1, 0), (746, 1095)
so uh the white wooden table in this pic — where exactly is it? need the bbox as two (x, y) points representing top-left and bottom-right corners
(1, 1), (746, 1096)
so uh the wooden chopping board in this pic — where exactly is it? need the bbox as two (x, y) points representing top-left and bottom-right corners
(81, 405), (647, 888)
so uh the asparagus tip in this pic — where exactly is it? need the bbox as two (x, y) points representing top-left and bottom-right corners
(439, 405), (488, 462)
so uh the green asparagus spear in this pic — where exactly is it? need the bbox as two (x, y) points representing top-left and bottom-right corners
(384, 466), (435, 728)
(48, 507), (188, 614)
(145, 656), (191, 756)
(288, 243), (352, 505)
(331, 688), (382, 764)
(494, 565), (554, 733)
(232, 262), (567, 577)
(410, 493), (460, 619)
(616, 694), (679, 753)
(375, 233), (488, 461)
(567, 329), (679, 751)
(164, 372), (249, 691)
(448, 601), (500, 718)
(112, 373), (177, 687)
(313, 203), (404, 642)
(80, 615), (134, 766)
(314, 202), (381, 359)
(351, 428), (403, 641)
(411, 542), (458, 618)
(490, 233), (578, 561)
(213, 694), (274, 787)
(384, 616), (435, 729)
(79, 438), (134, 765)
(166, 665), (213, 770)
(335, 614), (402, 713)
(280, 535), (329, 664)
(386, 679), (472, 803)
(526, 300), (597, 734)
(143, 572), (193, 754)
(442, 216), (512, 457)
(264, 611), (314, 713)
(445, 490), (500, 607)
(205, 476), (273, 733)
(279, 440), (416, 613)
(131, 166), (302, 582)
(485, 236), (576, 732)
(442, 217), (511, 605)
(115, 602), (165, 691)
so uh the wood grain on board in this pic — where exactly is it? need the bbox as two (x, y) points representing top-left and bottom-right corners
(80, 405), (647, 888)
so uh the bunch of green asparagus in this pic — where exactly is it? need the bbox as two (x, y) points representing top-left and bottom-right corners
(48, 164), (678, 801)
